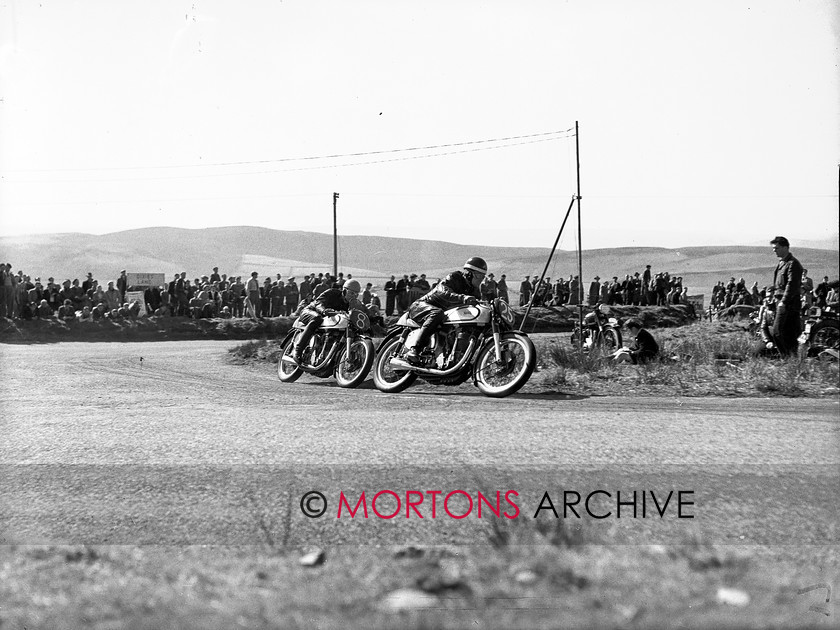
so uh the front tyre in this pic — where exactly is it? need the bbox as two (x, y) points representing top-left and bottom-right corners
(372, 335), (418, 393)
(473, 332), (536, 398)
(334, 338), (375, 388)
(277, 335), (303, 383)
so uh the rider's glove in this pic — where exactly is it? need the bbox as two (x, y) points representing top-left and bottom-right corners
(464, 296), (479, 306)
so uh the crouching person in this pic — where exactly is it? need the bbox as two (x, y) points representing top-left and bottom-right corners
(614, 318), (659, 364)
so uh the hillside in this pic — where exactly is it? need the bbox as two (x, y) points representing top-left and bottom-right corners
(1, 227), (837, 299)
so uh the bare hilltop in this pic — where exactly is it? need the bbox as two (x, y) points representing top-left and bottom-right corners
(1, 226), (837, 299)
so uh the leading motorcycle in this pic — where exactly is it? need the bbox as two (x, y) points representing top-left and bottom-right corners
(371, 298), (536, 398)
(277, 307), (374, 387)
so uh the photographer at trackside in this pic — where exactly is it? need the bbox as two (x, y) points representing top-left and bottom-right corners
(403, 256), (486, 365)
(614, 318), (659, 364)
(769, 236), (803, 357)
(291, 280), (366, 364)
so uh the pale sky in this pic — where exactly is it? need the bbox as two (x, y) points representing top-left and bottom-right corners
(0, 0), (838, 250)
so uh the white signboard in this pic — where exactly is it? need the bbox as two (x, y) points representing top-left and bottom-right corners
(125, 290), (148, 316)
(126, 273), (165, 288)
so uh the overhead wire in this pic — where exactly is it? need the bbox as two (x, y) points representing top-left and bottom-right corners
(5, 132), (577, 184)
(3, 128), (577, 175)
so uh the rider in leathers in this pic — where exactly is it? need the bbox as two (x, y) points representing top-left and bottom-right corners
(404, 257), (487, 364)
(292, 279), (365, 363)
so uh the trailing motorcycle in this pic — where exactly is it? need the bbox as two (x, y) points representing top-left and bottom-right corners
(799, 304), (840, 357)
(277, 308), (374, 387)
(570, 303), (623, 351)
(372, 298), (536, 398)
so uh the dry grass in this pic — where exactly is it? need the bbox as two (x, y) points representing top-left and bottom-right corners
(535, 321), (839, 398)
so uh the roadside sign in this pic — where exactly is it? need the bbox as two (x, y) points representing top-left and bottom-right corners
(127, 272), (165, 288)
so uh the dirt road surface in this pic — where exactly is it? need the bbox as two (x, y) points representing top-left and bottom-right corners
(1, 340), (838, 550)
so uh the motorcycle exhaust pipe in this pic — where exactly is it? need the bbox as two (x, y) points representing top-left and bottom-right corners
(388, 338), (477, 376)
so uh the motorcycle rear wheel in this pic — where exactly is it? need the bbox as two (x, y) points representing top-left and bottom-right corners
(601, 327), (622, 351)
(334, 338), (375, 388)
(473, 332), (536, 398)
(277, 335), (303, 383)
(808, 319), (840, 353)
(372, 336), (418, 393)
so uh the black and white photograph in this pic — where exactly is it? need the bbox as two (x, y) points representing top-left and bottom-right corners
(1, 1), (838, 628)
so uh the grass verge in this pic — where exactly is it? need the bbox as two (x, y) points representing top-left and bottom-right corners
(535, 321), (839, 398)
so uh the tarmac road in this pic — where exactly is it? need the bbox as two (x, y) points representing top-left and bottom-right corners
(1, 340), (838, 550)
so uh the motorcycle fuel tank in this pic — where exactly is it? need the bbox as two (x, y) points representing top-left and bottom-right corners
(443, 305), (489, 325)
(320, 313), (349, 329)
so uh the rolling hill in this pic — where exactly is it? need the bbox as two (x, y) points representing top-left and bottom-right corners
(1, 227), (837, 300)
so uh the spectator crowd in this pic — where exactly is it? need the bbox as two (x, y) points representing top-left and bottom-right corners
(1, 261), (835, 324)
(516, 267), (689, 308)
(708, 269), (838, 313)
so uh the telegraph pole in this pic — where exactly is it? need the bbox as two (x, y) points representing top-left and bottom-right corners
(575, 121), (584, 349)
(333, 192), (339, 280)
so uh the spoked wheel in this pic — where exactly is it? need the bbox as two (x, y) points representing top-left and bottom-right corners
(277, 335), (303, 383)
(601, 327), (622, 352)
(473, 332), (536, 398)
(334, 338), (375, 388)
(372, 336), (418, 393)
(808, 320), (840, 354)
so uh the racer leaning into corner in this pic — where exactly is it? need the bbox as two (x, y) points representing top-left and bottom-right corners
(291, 279), (366, 363)
(403, 256), (487, 365)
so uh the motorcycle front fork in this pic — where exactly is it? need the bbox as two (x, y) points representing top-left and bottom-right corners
(492, 320), (503, 361)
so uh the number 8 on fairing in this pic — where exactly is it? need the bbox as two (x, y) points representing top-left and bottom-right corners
(351, 309), (370, 331)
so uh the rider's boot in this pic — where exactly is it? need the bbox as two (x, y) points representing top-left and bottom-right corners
(405, 324), (435, 365)
(293, 319), (321, 363)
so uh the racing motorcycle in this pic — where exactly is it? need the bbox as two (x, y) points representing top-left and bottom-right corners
(371, 298), (536, 398)
(799, 304), (840, 357)
(276, 307), (374, 387)
(570, 303), (623, 351)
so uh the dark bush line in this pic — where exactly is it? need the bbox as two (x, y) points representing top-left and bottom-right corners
(0, 305), (697, 344)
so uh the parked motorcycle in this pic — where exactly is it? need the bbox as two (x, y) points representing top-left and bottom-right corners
(372, 298), (536, 398)
(277, 308), (374, 387)
(799, 304), (840, 357)
(570, 304), (623, 351)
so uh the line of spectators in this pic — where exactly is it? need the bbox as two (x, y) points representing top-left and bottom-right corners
(0, 264), (391, 323)
(710, 270), (838, 313)
(5, 258), (834, 325)
(516, 267), (688, 308)
(0, 265), (143, 322)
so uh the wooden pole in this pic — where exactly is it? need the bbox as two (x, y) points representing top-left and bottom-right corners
(575, 121), (584, 350)
(333, 192), (339, 280)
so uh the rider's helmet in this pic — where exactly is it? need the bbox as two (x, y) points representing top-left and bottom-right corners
(343, 279), (361, 294)
(463, 256), (488, 276)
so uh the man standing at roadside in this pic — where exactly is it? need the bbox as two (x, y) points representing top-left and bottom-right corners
(117, 270), (128, 302)
(299, 274), (313, 306)
(519, 276), (531, 306)
(497, 274), (509, 303)
(770, 236), (803, 357)
(815, 275), (830, 308)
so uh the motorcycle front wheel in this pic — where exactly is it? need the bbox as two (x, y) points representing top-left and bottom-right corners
(277, 335), (303, 383)
(372, 335), (418, 393)
(473, 332), (536, 398)
(334, 338), (375, 388)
